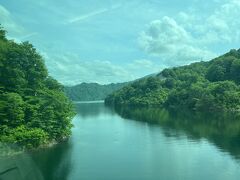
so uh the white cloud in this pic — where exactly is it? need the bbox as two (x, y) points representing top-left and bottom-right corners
(206, 0), (240, 42)
(3, 0), (239, 85)
(139, 16), (216, 65)
(128, 59), (164, 72)
(176, 0), (240, 44)
(139, 0), (240, 66)
(139, 17), (191, 54)
(43, 53), (161, 85)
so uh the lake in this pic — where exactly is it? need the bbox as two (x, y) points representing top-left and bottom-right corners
(29, 102), (240, 180)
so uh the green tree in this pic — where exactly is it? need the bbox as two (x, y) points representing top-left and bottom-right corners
(0, 93), (25, 128)
(105, 48), (240, 112)
(0, 27), (75, 149)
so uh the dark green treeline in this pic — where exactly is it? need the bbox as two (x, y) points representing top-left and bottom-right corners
(106, 49), (240, 112)
(0, 27), (75, 149)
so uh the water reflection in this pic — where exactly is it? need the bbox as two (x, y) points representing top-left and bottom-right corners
(0, 146), (44, 180)
(31, 141), (73, 180)
(8, 103), (240, 180)
(74, 102), (115, 118)
(112, 106), (240, 161)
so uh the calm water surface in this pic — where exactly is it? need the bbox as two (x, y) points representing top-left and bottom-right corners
(31, 102), (240, 180)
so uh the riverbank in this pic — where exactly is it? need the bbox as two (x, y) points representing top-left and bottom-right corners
(0, 138), (69, 158)
(74, 100), (104, 104)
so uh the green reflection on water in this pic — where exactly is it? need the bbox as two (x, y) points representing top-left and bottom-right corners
(6, 103), (240, 180)
(113, 105), (240, 160)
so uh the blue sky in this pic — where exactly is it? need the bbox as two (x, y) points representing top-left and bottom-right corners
(0, 0), (240, 85)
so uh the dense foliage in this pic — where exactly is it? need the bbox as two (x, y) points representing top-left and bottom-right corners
(0, 27), (75, 149)
(65, 82), (128, 101)
(105, 49), (240, 111)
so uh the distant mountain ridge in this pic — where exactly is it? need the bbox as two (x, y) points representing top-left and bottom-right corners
(64, 82), (128, 101)
(64, 73), (158, 101)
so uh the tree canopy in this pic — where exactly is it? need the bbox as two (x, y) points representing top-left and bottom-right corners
(65, 82), (128, 101)
(105, 49), (240, 112)
(0, 27), (75, 149)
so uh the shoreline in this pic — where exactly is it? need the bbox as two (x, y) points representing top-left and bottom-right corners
(0, 138), (68, 158)
(73, 100), (104, 104)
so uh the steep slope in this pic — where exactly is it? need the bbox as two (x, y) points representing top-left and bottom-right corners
(0, 27), (74, 149)
(105, 49), (240, 111)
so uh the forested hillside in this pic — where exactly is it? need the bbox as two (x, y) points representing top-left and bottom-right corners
(65, 82), (128, 101)
(105, 49), (240, 111)
(0, 27), (75, 149)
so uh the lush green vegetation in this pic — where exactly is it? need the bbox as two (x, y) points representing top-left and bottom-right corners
(65, 82), (128, 101)
(0, 27), (75, 149)
(105, 49), (240, 111)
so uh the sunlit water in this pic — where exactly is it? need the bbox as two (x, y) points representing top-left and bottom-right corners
(30, 102), (240, 180)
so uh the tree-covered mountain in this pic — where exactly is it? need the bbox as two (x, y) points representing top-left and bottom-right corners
(64, 82), (128, 101)
(64, 73), (157, 102)
(0, 27), (75, 149)
(105, 49), (240, 112)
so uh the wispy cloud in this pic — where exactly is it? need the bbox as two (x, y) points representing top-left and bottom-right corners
(20, 32), (38, 40)
(68, 8), (108, 24)
(67, 4), (122, 24)
(0, 4), (24, 35)
(7, 32), (38, 43)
